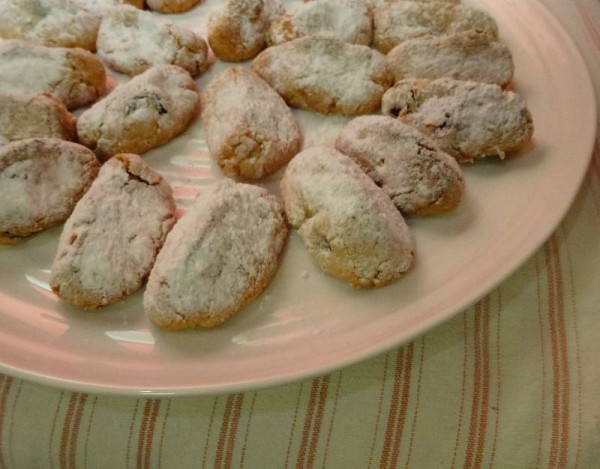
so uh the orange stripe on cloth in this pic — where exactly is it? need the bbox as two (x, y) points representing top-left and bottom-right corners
(224, 394), (245, 469)
(68, 393), (88, 469)
(306, 376), (330, 469)
(143, 400), (161, 469)
(0, 377), (13, 469)
(405, 337), (426, 468)
(464, 302), (483, 469)
(379, 348), (405, 469)
(295, 379), (320, 469)
(544, 236), (571, 469)
(474, 296), (491, 469)
(366, 354), (390, 469)
(215, 395), (235, 469)
(450, 315), (469, 469)
(59, 393), (80, 469)
(321, 372), (343, 469)
(389, 342), (414, 468)
(135, 400), (154, 469)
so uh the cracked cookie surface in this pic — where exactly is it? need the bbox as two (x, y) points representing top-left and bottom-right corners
(0, 138), (99, 245)
(146, 0), (201, 13)
(97, 5), (209, 77)
(335, 115), (464, 215)
(50, 153), (176, 310)
(144, 178), (288, 329)
(280, 146), (415, 288)
(77, 64), (199, 161)
(202, 67), (302, 180)
(381, 78), (534, 161)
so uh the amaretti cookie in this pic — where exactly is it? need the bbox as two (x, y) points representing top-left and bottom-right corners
(381, 78), (534, 161)
(0, 94), (77, 145)
(267, 0), (373, 46)
(385, 31), (514, 86)
(373, 2), (498, 53)
(144, 179), (288, 329)
(50, 153), (176, 310)
(280, 146), (415, 288)
(0, 40), (106, 110)
(0, 138), (99, 245)
(97, 5), (209, 77)
(208, 0), (282, 62)
(0, 0), (100, 51)
(71, 0), (144, 17)
(335, 115), (464, 215)
(77, 64), (199, 161)
(202, 67), (302, 180)
(146, 0), (201, 14)
(252, 36), (392, 115)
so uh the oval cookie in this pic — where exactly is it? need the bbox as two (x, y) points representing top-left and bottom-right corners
(385, 31), (514, 86)
(144, 179), (288, 329)
(71, 0), (144, 17)
(373, 2), (498, 53)
(280, 146), (415, 288)
(97, 5), (209, 77)
(0, 93), (77, 145)
(0, 40), (106, 110)
(208, 0), (282, 62)
(77, 64), (199, 161)
(202, 67), (302, 180)
(0, 138), (99, 245)
(335, 115), (464, 215)
(381, 78), (534, 161)
(267, 0), (373, 46)
(50, 153), (176, 310)
(252, 36), (392, 115)
(0, 0), (100, 51)
(146, 0), (201, 14)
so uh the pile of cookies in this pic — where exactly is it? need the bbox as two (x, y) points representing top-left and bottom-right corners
(0, 0), (534, 330)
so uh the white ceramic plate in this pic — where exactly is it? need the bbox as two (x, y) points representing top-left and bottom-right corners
(0, 0), (595, 396)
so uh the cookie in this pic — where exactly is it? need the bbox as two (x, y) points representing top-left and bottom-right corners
(97, 5), (209, 77)
(144, 179), (288, 329)
(77, 64), (199, 161)
(280, 146), (415, 288)
(50, 153), (176, 310)
(71, 0), (144, 17)
(0, 138), (99, 245)
(381, 78), (534, 161)
(146, 0), (201, 14)
(202, 67), (302, 180)
(267, 0), (372, 47)
(0, 40), (106, 110)
(252, 36), (392, 115)
(208, 0), (283, 62)
(0, 0), (100, 51)
(335, 115), (464, 215)
(373, 2), (498, 53)
(0, 93), (77, 145)
(385, 31), (514, 86)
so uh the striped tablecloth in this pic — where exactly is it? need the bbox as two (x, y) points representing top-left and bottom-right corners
(2, 1), (599, 467)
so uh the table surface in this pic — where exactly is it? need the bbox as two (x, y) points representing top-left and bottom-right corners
(1, 0), (600, 468)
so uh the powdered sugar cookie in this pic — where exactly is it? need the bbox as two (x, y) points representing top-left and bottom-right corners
(50, 153), (176, 310)
(381, 78), (534, 162)
(146, 0), (201, 14)
(267, 0), (372, 46)
(71, 0), (143, 17)
(0, 40), (106, 110)
(0, 0), (100, 51)
(144, 179), (288, 329)
(97, 5), (209, 77)
(373, 2), (498, 53)
(280, 146), (415, 288)
(385, 31), (514, 86)
(0, 94), (77, 145)
(335, 115), (464, 215)
(252, 36), (392, 115)
(0, 138), (99, 245)
(208, 0), (283, 62)
(202, 67), (302, 180)
(77, 64), (199, 161)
